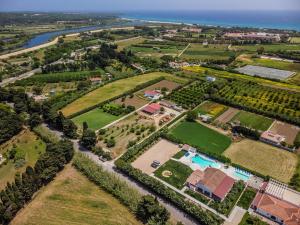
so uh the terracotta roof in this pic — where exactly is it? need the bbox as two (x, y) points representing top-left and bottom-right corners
(214, 176), (235, 200)
(89, 77), (102, 82)
(142, 103), (161, 114)
(182, 144), (191, 151)
(186, 170), (204, 186)
(256, 193), (300, 224)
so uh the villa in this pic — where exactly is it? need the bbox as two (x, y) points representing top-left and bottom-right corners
(186, 167), (235, 202)
(260, 131), (285, 147)
(251, 179), (300, 225)
(144, 90), (161, 100)
(142, 103), (161, 115)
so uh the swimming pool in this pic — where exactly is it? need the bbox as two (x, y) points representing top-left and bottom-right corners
(191, 154), (221, 169)
(234, 169), (251, 181)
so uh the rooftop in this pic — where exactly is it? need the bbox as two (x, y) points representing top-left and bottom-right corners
(260, 131), (285, 144)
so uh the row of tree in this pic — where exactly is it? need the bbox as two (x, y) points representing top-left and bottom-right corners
(0, 139), (74, 224)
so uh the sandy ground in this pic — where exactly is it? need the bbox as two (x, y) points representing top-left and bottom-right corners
(268, 120), (300, 145)
(215, 107), (239, 124)
(224, 139), (298, 183)
(132, 139), (180, 175)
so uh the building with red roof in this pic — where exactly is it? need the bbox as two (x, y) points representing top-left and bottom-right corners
(142, 103), (161, 115)
(186, 168), (235, 202)
(144, 90), (161, 100)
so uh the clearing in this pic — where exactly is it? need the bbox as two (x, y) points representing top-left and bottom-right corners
(72, 108), (122, 131)
(215, 107), (239, 124)
(132, 139), (180, 175)
(231, 111), (273, 131)
(0, 129), (46, 190)
(170, 121), (231, 155)
(154, 159), (193, 189)
(224, 139), (298, 183)
(10, 165), (141, 225)
(61, 72), (184, 116)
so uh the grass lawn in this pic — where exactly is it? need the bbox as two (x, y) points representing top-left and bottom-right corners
(0, 130), (46, 190)
(224, 139), (298, 183)
(239, 213), (269, 225)
(117, 37), (146, 51)
(170, 121), (231, 155)
(61, 72), (185, 117)
(237, 187), (257, 210)
(231, 111), (273, 131)
(72, 108), (122, 131)
(172, 150), (187, 159)
(195, 101), (228, 119)
(154, 159), (193, 189)
(10, 165), (142, 225)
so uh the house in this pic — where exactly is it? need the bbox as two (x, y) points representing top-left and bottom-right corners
(186, 168), (235, 202)
(144, 90), (161, 100)
(260, 131), (285, 146)
(142, 103), (161, 115)
(206, 76), (216, 82)
(89, 77), (102, 85)
(251, 179), (300, 225)
(252, 192), (300, 225)
(199, 114), (212, 122)
(182, 27), (202, 33)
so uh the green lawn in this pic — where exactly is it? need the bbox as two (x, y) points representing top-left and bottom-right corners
(154, 159), (193, 189)
(72, 108), (121, 131)
(0, 130), (46, 190)
(231, 111), (273, 131)
(170, 121), (231, 155)
(195, 101), (228, 119)
(172, 150), (187, 159)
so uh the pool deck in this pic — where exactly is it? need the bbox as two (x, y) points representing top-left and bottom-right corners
(176, 151), (252, 182)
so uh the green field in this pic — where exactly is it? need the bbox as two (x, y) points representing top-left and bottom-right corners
(0, 130), (46, 190)
(154, 159), (193, 189)
(290, 37), (300, 44)
(170, 121), (232, 155)
(10, 165), (142, 225)
(181, 44), (235, 61)
(61, 72), (186, 116)
(72, 108), (121, 131)
(237, 187), (257, 210)
(231, 111), (273, 131)
(234, 44), (300, 52)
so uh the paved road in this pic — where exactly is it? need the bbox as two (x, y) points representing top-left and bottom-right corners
(0, 68), (41, 87)
(42, 124), (200, 225)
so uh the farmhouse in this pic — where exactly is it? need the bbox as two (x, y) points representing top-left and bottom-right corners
(206, 76), (216, 82)
(186, 168), (235, 202)
(142, 103), (161, 115)
(144, 90), (161, 100)
(260, 131), (285, 146)
(251, 180), (300, 225)
(89, 77), (102, 85)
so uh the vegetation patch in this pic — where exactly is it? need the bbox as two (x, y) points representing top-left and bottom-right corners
(170, 121), (231, 155)
(195, 101), (228, 119)
(172, 150), (187, 159)
(184, 189), (210, 204)
(224, 139), (298, 183)
(231, 111), (273, 131)
(237, 187), (257, 210)
(154, 159), (193, 189)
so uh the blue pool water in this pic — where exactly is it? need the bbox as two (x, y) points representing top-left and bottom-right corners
(234, 170), (251, 181)
(191, 154), (220, 169)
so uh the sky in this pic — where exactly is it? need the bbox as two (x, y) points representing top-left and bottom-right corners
(1, 0), (300, 12)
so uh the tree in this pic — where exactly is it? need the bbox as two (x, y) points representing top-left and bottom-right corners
(257, 47), (265, 55)
(29, 113), (42, 129)
(80, 128), (97, 150)
(136, 195), (169, 224)
(186, 110), (198, 122)
(62, 119), (78, 139)
(32, 86), (43, 95)
(106, 138), (116, 148)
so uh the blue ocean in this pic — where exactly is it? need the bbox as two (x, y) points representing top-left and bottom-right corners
(122, 10), (300, 31)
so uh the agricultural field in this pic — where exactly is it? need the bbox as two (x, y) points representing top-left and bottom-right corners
(180, 43), (235, 61)
(183, 65), (300, 92)
(72, 108), (122, 131)
(10, 165), (142, 225)
(230, 111), (274, 131)
(154, 159), (193, 189)
(223, 139), (298, 183)
(215, 108), (240, 124)
(117, 37), (146, 51)
(126, 39), (186, 58)
(213, 80), (300, 125)
(14, 70), (105, 86)
(169, 121), (232, 155)
(233, 43), (300, 53)
(61, 72), (183, 116)
(0, 130), (46, 190)
(195, 101), (228, 119)
(167, 81), (211, 109)
(289, 37), (300, 44)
